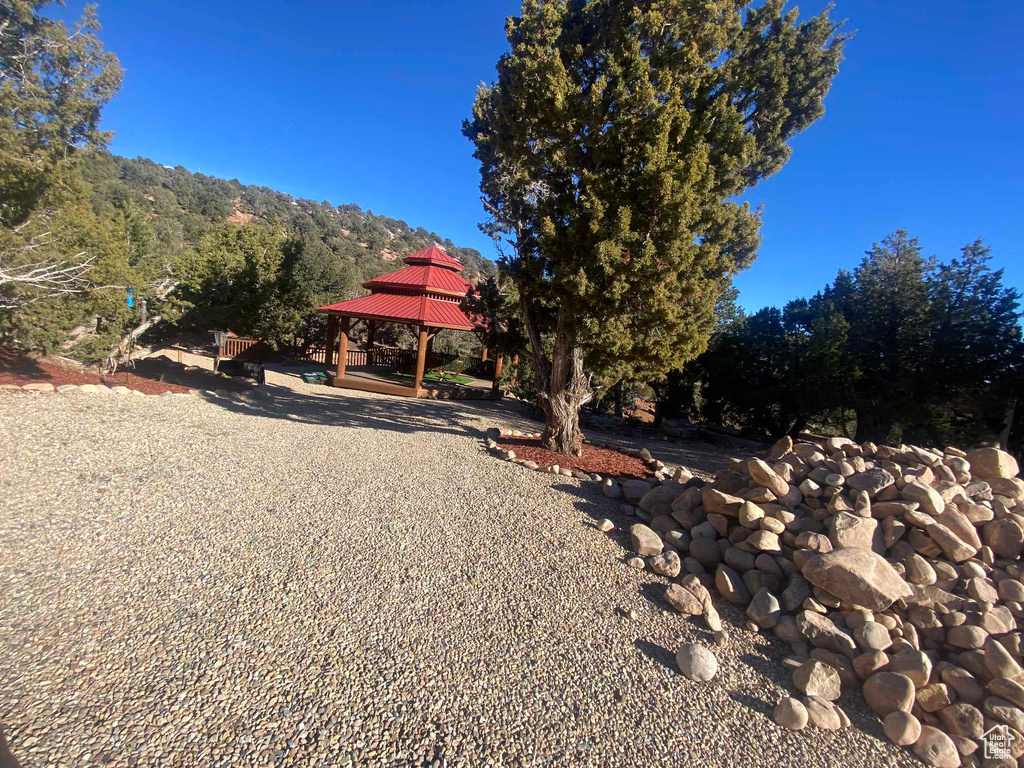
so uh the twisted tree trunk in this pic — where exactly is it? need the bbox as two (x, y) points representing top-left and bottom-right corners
(104, 314), (160, 375)
(521, 297), (592, 457)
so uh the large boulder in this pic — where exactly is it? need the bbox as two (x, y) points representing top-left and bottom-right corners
(665, 583), (704, 615)
(639, 484), (685, 517)
(701, 488), (744, 517)
(773, 697), (808, 730)
(846, 467), (895, 497)
(983, 518), (1024, 559)
(800, 548), (912, 611)
(911, 726), (959, 768)
(967, 447), (1019, 480)
(716, 564), (752, 606)
(622, 479), (654, 504)
(629, 524), (663, 557)
(829, 512), (879, 551)
(748, 458), (790, 498)
(795, 610), (857, 657)
(901, 481), (946, 516)
(793, 659), (841, 700)
(924, 521), (977, 562)
(675, 644), (718, 682)
(863, 672), (915, 717)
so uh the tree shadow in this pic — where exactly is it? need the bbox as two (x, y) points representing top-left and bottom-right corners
(0, 349), (48, 379)
(198, 380), (542, 441)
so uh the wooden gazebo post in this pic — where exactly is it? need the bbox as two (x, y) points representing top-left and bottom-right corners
(325, 314), (337, 367)
(366, 319), (376, 366)
(335, 315), (350, 381)
(413, 325), (429, 393)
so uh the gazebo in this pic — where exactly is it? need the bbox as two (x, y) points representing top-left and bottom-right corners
(317, 245), (493, 398)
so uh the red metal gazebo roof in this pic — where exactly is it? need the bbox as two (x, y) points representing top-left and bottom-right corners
(363, 263), (473, 296)
(317, 245), (480, 331)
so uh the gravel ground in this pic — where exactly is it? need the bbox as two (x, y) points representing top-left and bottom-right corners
(0, 369), (915, 767)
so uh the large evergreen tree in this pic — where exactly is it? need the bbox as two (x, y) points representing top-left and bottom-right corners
(0, 1), (122, 312)
(843, 230), (933, 442)
(465, 0), (847, 455)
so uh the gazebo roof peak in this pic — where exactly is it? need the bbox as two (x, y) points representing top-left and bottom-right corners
(403, 245), (465, 272)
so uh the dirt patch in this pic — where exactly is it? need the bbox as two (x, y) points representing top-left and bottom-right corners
(497, 437), (654, 480)
(0, 350), (190, 394)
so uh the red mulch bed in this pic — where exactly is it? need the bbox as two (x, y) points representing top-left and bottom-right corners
(0, 351), (190, 395)
(497, 437), (655, 480)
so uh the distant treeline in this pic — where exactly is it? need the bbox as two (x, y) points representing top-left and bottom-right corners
(658, 231), (1023, 453)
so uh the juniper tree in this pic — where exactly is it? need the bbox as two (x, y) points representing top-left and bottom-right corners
(465, 0), (847, 455)
(0, 0), (122, 309)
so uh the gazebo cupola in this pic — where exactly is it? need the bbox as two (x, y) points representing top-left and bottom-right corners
(317, 245), (482, 397)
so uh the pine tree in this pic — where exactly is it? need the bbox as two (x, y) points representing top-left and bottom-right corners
(843, 230), (933, 442)
(918, 240), (1022, 445)
(465, 0), (847, 455)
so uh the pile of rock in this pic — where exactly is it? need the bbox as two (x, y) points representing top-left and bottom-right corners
(619, 437), (1022, 768)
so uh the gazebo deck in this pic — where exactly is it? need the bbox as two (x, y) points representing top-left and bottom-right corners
(333, 367), (495, 400)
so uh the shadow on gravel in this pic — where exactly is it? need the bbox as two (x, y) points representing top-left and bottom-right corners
(634, 638), (677, 671)
(729, 690), (775, 719)
(199, 383), (520, 440)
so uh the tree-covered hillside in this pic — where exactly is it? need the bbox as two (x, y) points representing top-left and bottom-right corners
(2, 149), (495, 362)
(79, 153), (495, 284)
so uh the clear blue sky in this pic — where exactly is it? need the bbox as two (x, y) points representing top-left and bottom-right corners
(65, 0), (1023, 312)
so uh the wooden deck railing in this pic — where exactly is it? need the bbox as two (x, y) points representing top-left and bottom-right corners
(218, 337), (273, 361)
(220, 335), (496, 379)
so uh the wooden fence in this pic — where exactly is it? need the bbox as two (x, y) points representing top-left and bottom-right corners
(218, 337), (274, 362)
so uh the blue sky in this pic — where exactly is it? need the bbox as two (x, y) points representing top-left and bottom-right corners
(66, 0), (1022, 312)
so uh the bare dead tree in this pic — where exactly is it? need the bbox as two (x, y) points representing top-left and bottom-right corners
(0, 225), (96, 310)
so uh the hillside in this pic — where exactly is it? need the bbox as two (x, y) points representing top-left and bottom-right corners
(1, 152), (497, 361)
(80, 154), (497, 284)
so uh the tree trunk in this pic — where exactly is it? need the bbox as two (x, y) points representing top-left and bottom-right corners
(855, 409), (893, 444)
(521, 297), (592, 457)
(104, 314), (161, 375)
(998, 397), (1016, 451)
(613, 381), (624, 418)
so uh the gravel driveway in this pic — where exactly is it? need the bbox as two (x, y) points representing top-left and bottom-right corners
(0, 369), (914, 767)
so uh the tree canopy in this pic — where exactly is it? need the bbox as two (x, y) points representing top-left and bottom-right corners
(465, 0), (847, 454)
(673, 230), (1023, 449)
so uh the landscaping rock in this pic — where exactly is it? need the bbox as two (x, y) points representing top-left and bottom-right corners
(966, 447), (1019, 480)
(629, 524), (663, 557)
(911, 726), (959, 768)
(664, 584), (703, 616)
(675, 644), (718, 682)
(846, 467), (895, 496)
(715, 565), (751, 606)
(793, 659), (841, 700)
(650, 550), (682, 578)
(854, 621), (892, 652)
(884, 710), (922, 746)
(863, 672), (916, 717)
(622, 479), (653, 504)
(801, 548), (912, 611)
(802, 696), (841, 730)
(746, 587), (781, 629)
(773, 697), (808, 731)
(796, 610), (857, 657)
(601, 479), (622, 500)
